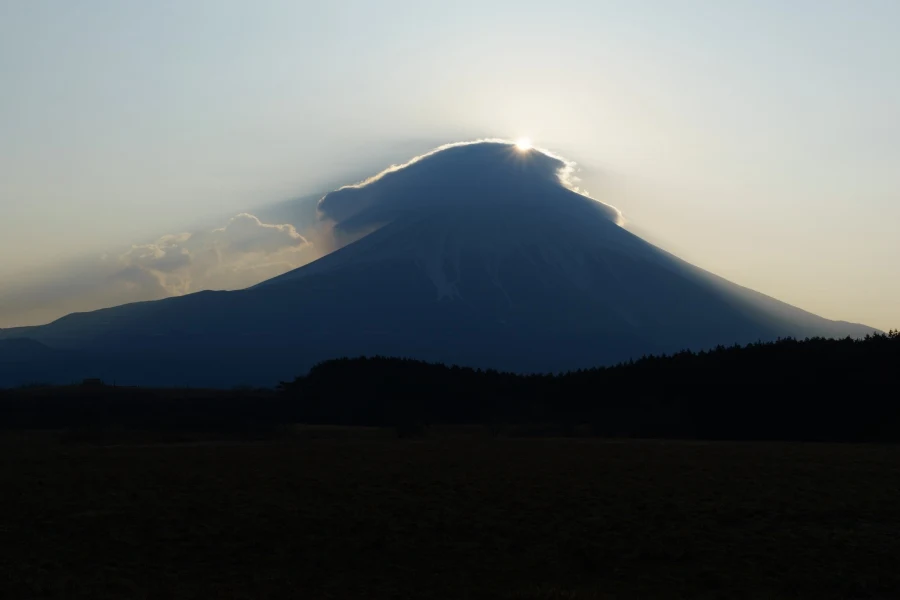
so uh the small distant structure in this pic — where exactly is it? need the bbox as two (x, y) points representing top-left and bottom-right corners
(81, 378), (105, 388)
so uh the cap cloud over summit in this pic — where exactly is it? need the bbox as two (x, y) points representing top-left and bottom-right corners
(316, 141), (623, 235)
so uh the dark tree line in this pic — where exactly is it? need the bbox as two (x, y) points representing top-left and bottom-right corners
(281, 332), (900, 441)
(1, 332), (898, 442)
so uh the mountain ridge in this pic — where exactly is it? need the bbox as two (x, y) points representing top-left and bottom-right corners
(0, 141), (878, 387)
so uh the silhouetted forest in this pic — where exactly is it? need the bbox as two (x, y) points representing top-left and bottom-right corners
(283, 332), (900, 441)
(2, 332), (898, 442)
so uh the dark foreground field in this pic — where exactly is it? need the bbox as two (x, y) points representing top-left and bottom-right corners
(3, 432), (900, 599)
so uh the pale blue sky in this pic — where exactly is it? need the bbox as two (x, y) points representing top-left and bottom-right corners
(1, 0), (898, 330)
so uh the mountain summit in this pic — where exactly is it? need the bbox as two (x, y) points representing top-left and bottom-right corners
(0, 141), (875, 387)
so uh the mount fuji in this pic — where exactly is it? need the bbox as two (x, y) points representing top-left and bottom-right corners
(0, 141), (875, 387)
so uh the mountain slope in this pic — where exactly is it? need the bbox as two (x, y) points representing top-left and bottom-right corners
(0, 142), (876, 387)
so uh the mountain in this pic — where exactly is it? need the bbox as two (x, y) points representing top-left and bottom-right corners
(0, 338), (56, 362)
(0, 142), (876, 387)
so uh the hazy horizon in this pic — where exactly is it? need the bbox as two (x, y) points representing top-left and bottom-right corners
(2, 1), (898, 331)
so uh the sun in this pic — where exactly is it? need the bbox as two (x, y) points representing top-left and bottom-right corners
(515, 138), (533, 152)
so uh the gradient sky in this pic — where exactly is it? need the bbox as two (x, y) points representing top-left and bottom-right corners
(1, 0), (898, 330)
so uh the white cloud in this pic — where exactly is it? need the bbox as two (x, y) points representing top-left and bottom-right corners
(0, 212), (324, 328)
(211, 213), (307, 254)
(120, 234), (193, 273)
(117, 213), (313, 296)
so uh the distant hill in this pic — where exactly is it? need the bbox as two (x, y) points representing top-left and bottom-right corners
(0, 142), (878, 388)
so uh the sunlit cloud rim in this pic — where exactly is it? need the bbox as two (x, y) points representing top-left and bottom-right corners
(336, 139), (625, 226)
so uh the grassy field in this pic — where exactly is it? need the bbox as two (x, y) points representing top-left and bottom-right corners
(2, 431), (899, 599)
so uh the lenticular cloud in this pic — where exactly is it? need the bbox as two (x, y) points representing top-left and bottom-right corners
(316, 141), (623, 233)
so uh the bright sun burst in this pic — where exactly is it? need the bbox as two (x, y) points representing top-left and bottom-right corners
(515, 138), (532, 152)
